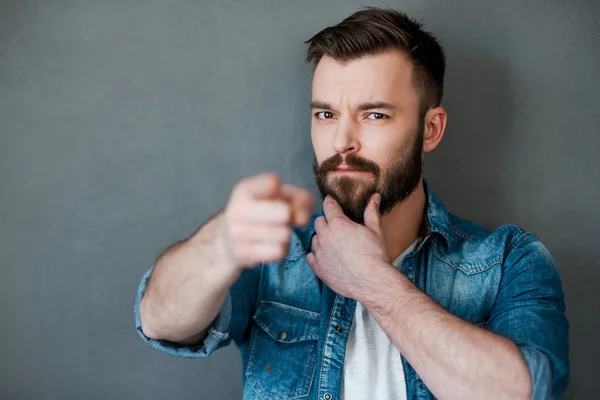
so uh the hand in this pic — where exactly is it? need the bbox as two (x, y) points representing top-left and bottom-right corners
(306, 193), (391, 300)
(219, 173), (314, 270)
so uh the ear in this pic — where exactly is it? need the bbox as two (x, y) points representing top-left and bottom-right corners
(422, 106), (447, 153)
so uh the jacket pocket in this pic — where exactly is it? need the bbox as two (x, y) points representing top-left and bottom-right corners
(245, 300), (320, 400)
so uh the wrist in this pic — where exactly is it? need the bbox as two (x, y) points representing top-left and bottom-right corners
(212, 222), (244, 281)
(188, 213), (242, 284)
(356, 261), (401, 307)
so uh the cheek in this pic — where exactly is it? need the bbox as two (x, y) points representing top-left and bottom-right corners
(358, 136), (396, 167)
(311, 122), (334, 161)
(362, 123), (413, 158)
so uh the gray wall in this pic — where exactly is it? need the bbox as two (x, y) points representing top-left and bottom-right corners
(0, 0), (598, 399)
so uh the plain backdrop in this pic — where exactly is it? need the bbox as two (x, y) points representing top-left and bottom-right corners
(1, 0), (598, 399)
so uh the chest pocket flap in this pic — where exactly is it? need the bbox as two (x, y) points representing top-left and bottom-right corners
(252, 301), (320, 343)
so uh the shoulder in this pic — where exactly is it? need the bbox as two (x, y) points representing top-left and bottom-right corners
(449, 213), (536, 250)
(437, 213), (554, 275)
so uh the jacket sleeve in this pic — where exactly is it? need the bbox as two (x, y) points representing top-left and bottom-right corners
(134, 264), (260, 358)
(487, 234), (569, 400)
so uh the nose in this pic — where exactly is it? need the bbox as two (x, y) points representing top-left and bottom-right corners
(333, 119), (360, 155)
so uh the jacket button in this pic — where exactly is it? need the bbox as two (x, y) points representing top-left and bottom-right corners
(324, 393), (332, 400)
(278, 331), (288, 340)
(334, 325), (343, 334)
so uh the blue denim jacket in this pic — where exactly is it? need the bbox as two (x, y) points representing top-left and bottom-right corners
(134, 180), (569, 400)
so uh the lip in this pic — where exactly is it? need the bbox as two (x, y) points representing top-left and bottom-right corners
(332, 168), (369, 173)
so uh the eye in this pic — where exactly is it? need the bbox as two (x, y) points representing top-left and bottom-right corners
(315, 111), (335, 120)
(367, 112), (388, 120)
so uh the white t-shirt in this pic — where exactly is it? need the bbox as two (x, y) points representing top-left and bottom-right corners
(342, 241), (417, 400)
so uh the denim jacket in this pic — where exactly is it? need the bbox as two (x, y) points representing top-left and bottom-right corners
(134, 180), (569, 400)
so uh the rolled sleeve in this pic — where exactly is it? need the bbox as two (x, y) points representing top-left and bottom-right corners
(134, 264), (258, 358)
(487, 234), (570, 399)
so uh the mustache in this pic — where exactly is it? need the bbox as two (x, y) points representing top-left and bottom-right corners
(317, 153), (380, 175)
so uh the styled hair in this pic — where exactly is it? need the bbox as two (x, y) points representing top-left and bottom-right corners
(305, 7), (446, 115)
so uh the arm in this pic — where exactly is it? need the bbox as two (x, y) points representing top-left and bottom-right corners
(362, 236), (568, 400)
(135, 173), (314, 354)
(138, 211), (239, 344)
(364, 265), (531, 400)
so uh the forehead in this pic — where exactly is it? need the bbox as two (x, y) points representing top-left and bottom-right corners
(311, 50), (419, 107)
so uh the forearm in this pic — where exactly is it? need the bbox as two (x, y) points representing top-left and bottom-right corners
(363, 265), (532, 400)
(139, 212), (240, 343)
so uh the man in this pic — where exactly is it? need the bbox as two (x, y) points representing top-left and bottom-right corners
(135, 7), (569, 400)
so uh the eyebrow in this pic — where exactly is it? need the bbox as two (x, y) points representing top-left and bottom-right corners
(310, 100), (397, 111)
(310, 101), (333, 110)
(357, 101), (397, 111)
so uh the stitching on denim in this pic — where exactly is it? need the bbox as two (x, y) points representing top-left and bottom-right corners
(450, 225), (487, 240)
(284, 239), (303, 261)
(506, 229), (531, 253)
(207, 327), (229, 341)
(253, 316), (319, 343)
(284, 251), (302, 261)
(432, 244), (501, 275)
(304, 339), (318, 399)
(261, 301), (320, 319)
(245, 324), (260, 378)
(317, 294), (340, 399)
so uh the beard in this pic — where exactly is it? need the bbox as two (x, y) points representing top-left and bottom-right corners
(313, 121), (424, 225)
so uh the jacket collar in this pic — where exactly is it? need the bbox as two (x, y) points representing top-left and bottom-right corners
(419, 179), (453, 250)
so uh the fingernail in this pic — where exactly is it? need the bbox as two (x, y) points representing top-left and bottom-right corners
(374, 193), (381, 206)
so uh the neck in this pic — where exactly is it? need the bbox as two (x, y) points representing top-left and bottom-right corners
(380, 179), (428, 262)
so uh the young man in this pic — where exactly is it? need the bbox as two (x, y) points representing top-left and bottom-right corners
(135, 7), (569, 400)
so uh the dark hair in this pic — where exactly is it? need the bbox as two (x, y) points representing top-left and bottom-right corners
(305, 7), (446, 115)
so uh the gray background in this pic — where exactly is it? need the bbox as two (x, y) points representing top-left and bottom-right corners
(0, 0), (598, 399)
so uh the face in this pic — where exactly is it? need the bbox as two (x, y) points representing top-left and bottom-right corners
(311, 50), (425, 224)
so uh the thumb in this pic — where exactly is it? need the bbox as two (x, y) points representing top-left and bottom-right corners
(363, 193), (383, 234)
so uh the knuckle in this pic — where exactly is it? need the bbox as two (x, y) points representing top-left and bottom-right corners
(231, 200), (254, 220)
(311, 235), (319, 247)
(231, 180), (248, 197)
(225, 200), (242, 219)
(331, 217), (346, 228)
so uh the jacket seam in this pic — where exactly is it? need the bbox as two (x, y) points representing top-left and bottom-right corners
(450, 225), (487, 240)
(506, 229), (532, 253)
(432, 248), (501, 274)
(259, 301), (320, 319)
